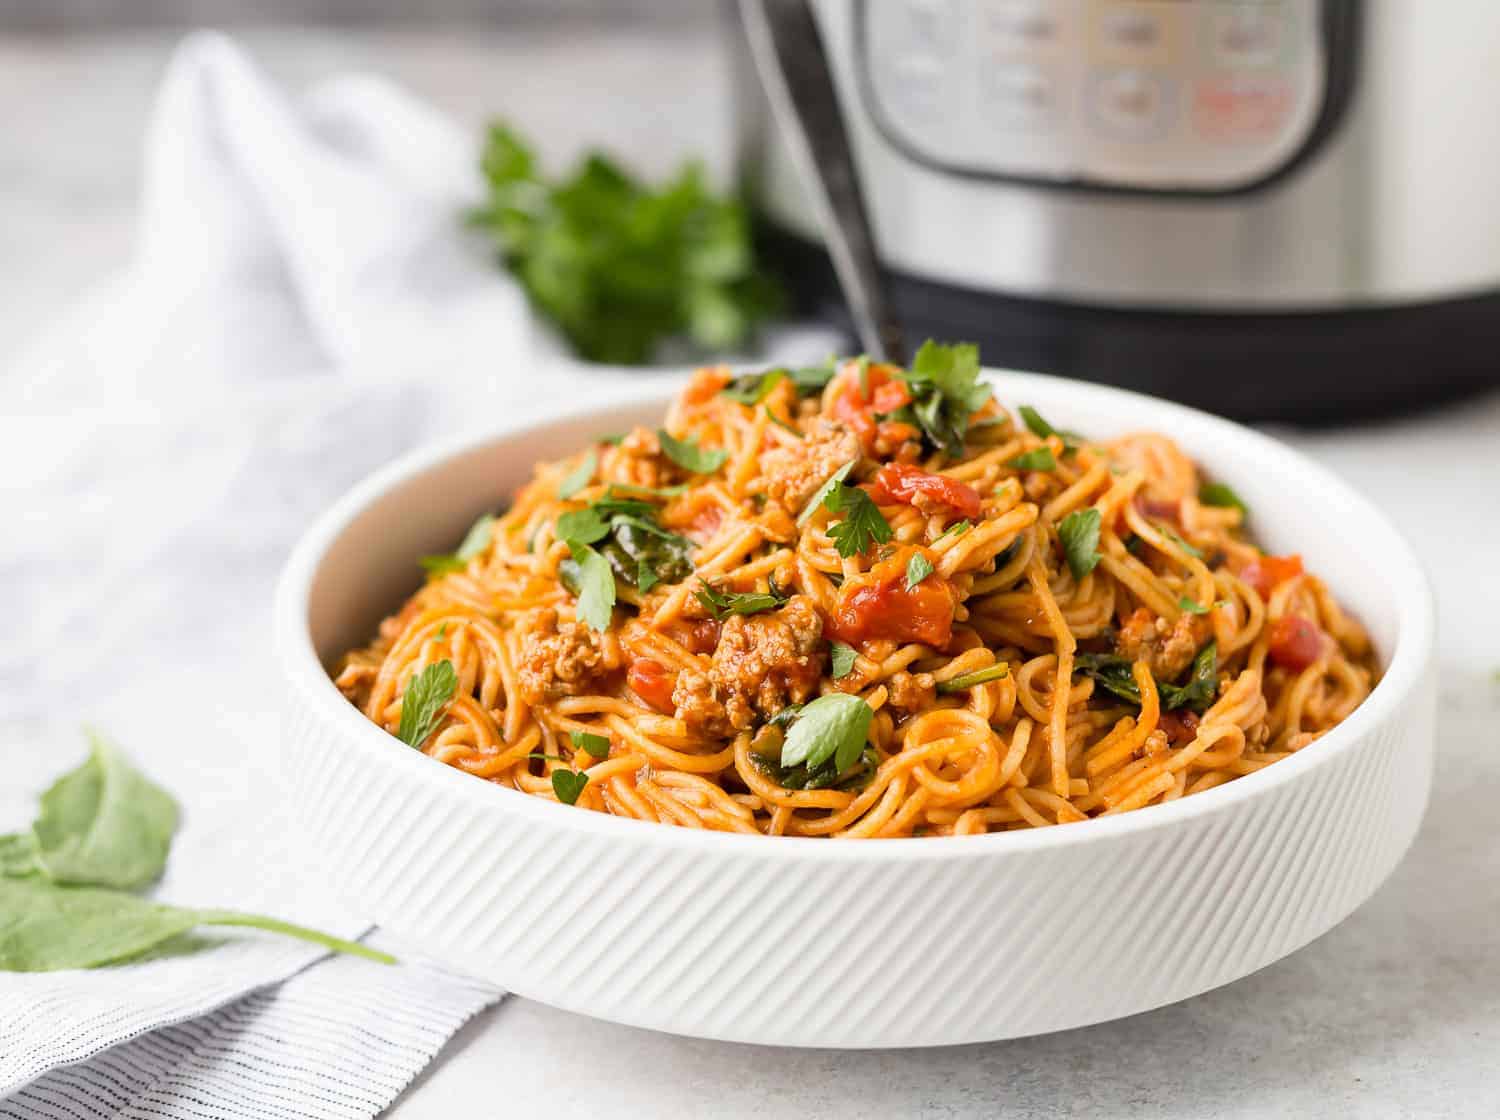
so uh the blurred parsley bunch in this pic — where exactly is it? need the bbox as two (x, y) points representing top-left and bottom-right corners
(468, 123), (783, 365)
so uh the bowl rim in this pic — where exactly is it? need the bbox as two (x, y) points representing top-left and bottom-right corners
(274, 368), (1435, 862)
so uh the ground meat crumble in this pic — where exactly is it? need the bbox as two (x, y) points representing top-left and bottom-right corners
(516, 607), (620, 704)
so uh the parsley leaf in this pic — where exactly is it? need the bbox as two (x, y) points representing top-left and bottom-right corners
(798, 460), (856, 525)
(905, 552), (934, 590)
(559, 543), (616, 630)
(1158, 642), (1219, 713)
(1058, 509), (1102, 581)
(558, 450), (597, 499)
(419, 514), (496, 575)
(694, 579), (789, 619)
(936, 662), (1010, 693)
(1007, 447), (1057, 472)
(568, 730), (610, 761)
(551, 770), (589, 805)
(825, 484), (893, 558)
(721, 368), (786, 405)
(788, 364), (837, 394)
(935, 519), (972, 543)
(1178, 596), (1210, 615)
(779, 693), (874, 775)
(894, 340), (993, 458)
(1199, 482), (1247, 514)
(830, 641), (858, 679)
(658, 430), (728, 474)
(397, 660), (458, 749)
(556, 506), (609, 546)
(469, 123), (781, 364)
(557, 499), (694, 593)
(1159, 525), (1204, 559)
(1018, 405), (1082, 452)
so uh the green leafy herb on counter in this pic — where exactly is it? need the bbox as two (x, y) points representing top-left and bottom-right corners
(469, 123), (782, 364)
(1, 737), (393, 973)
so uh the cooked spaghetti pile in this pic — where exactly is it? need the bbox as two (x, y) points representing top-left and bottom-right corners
(334, 343), (1377, 837)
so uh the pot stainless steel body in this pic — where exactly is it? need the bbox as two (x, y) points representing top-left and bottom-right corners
(735, 0), (1500, 420)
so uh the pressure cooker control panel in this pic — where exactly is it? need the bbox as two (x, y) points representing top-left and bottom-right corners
(857, 0), (1347, 193)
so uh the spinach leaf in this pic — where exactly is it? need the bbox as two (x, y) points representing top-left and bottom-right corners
(829, 641), (858, 679)
(598, 514), (695, 590)
(557, 449), (598, 499)
(396, 660), (458, 749)
(779, 693), (874, 775)
(936, 662), (1010, 693)
(551, 770), (589, 806)
(695, 579), (789, 619)
(419, 513), (497, 575)
(1159, 642), (1219, 713)
(30, 732), (179, 890)
(721, 368), (786, 405)
(1058, 508), (1102, 581)
(1074, 652), (1142, 706)
(0, 878), (392, 973)
(657, 430), (727, 474)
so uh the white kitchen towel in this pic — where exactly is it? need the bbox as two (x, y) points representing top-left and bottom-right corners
(0, 27), (839, 1115)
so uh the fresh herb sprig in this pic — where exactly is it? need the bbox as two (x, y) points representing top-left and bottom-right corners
(695, 579), (789, 619)
(468, 123), (781, 364)
(556, 495), (697, 626)
(1074, 642), (1219, 714)
(1, 737), (393, 973)
(397, 660), (459, 749)
(1058, 509), (1102, 581)
(777, 694), (875, 778)
(887, 341), (994, 459)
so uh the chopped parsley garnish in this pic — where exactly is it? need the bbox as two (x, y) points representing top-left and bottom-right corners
(419, 514), (496, 575)
(1075, 642), (1219, 714)
(763, 406), (802, 436)
(558, 543), (616, 630)
(556, 496), (695, 610)
(557, 449), (597, 499)
(397, 660), (458, 749)
(1159, 525), (1204, 559)
(1017, 405), (1082, 452)
(1058, 508), (1102, 581)
(889, 340), (994, 459)
(694, 579), (789, 619)
(905, 552), (934, 590)
(1178, 596), (1210, 615)
(825, 484), (893, 558)
(1007, 447), (1057, 472)
(798, 460), (856, 526)
(830, 640), (858, 679)
(936, 662), (1010, 693)
(658, 430), (727, 474)
(778, 693), (874, 776)
(551, 770), (589, 805)
(720, 368), (786, 404)
(788, 364), (837, 394)
(1199, 481), (1247, 514)
(935, 519), (972, 543)
(568, 730), (610, 761)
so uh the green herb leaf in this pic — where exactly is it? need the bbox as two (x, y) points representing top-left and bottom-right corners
(551, 770), (589, 806)
(830, 641), (858, 679)
(29, 731), (179, 890)
(1159, 642), (1219, 713)
(605, 482), (690, 500)
(1007, 447), (1057, 472)
(1178, 596), (1210, 615)
(1058, 508), (1102, 581)
(0, 878), (393, 973)
(721, 368), (786, 405)
(936, 662), (1010, 693)
(787, 364), (837, 394)
(558, 449), (598, 499)
(1017, 405), (1082, 451)
(779, 693), (874, 775)
(556, 506), (609, 546)
(568, 731), (610, 761)
(1199, 481), (1247, 514)
(0, 833), (40, 878)
(765, 705), (803, 730)
(397, 660), (458, 749)
(694, 579), (788, 619)
(469, 123), (781, 364)
(420, 513), (497, 575)
(764, 406), (801, 436)
(658, 430), (727, 474)
(797, 460), (856, 526)
(895, 340), (993, 458)
(934, 519), (972, 543)
(598, 515), (694, 591)
(905, 552), (934, 590)
(562, 543), (616, 631)
(825, 485), (893, 558)
(1159, 525), (1204, 559)
(598, 432), (626, 446)
(1074, 652), (1142, 705)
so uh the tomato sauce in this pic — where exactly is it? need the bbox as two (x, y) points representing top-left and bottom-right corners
(828, 548), (957, 648)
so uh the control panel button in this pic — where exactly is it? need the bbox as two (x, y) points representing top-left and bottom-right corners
(1087, 68), (1176, 139)
(1211, 3), (1288, 68)
(982, 0), (1062, 54)
(1193, 75), (1293, 140)
(1088, 0), (1182, 66)
(980, 61), (1062, 129)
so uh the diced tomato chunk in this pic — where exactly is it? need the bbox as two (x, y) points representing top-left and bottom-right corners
(868, 462), (983, 520)
(829, 548), (956, 648)
(1158, 709), (1201, 746)
(1241, 553), (1304, 597)
(871, 379), (912, 413)
(830, 363), (907, 452)
(627, 658), (676, 713)
(1268, 615), (1323, 671)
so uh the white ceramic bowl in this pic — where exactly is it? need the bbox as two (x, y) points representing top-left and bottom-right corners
(275, 370), (1435, 1048)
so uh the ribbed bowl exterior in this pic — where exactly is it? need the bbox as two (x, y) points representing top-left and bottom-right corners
(276, 371), (1436, 1047)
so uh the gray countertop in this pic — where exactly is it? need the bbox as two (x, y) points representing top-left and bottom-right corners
(4, 25), (1498, 1120)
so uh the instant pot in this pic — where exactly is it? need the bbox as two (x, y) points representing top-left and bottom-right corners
(733, 0), (1500, 421)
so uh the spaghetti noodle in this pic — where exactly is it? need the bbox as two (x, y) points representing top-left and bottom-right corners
(333, 345), (1377, 837)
